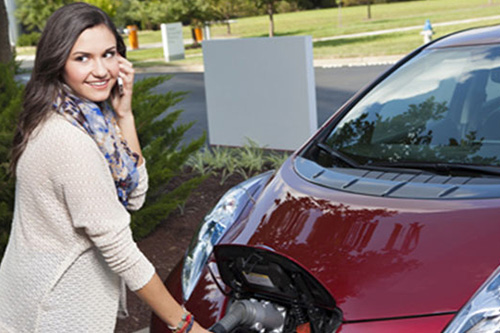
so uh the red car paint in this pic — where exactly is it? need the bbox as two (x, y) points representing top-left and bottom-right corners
(152, 25), (500, 332)
(151, 156), (500, 331)
(220, 158), (500, 321)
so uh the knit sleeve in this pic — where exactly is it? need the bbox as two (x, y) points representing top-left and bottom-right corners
(127, 160), (148, 211)
(52, 121), (155, 291)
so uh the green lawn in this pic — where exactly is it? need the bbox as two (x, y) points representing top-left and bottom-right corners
(125, 43), (203, 64)
(125, 0), (500, 43)
(312, 17), (500, 58)
(18, 0), (500, 67)
(208, 0), (500, 39)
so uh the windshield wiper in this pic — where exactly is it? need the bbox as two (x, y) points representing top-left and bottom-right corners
(315, 142), (360, 168)
(367, 161), (500, 177)
(315, 142), (427, 174)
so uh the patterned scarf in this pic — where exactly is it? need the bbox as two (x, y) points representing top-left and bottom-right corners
(54, 87), (139, 208)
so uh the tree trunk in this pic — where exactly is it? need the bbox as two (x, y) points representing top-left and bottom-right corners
(367, 0), (372, 20)
(268, 3), (274, 37)
(0, 0), (12, 64)
(225, 14), (231, 34)
(225, 5), (232, 35)
(337, 1), (342, 27)
(191, 27), (199, 46)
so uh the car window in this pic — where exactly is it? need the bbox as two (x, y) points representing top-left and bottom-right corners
(320, 45), (500, 168)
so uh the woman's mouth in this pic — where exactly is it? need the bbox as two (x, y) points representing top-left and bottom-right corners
(86, 80), (110, 89)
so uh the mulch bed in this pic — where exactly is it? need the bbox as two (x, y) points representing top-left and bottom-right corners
(115, 172), (245, 333)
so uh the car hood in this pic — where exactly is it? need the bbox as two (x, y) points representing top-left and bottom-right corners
(221, 158), (500, 321)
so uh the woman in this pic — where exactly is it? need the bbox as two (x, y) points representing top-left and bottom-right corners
(0, 3), (207, 333)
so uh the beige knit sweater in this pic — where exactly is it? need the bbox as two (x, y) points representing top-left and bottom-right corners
(0, 112), (155, 332)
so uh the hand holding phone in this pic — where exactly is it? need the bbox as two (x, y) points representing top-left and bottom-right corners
(112, 55), (134, 118)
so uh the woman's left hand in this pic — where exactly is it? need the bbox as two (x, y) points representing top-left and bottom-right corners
(111, 55), (135, 119)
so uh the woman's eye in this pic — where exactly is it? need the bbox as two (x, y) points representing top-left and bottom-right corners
(104, 51), (116, 58)
(76, 56), (89, 62)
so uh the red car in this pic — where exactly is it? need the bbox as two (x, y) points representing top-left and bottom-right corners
(152, 25), (500, 333)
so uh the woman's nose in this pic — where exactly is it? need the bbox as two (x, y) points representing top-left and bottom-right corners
(92, 59), (108, 77)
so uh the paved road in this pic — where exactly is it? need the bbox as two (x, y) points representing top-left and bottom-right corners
(137, 65), (392, 146)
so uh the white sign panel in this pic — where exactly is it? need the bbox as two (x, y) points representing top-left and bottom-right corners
(202, 36), (317, 151)
(161, 22), (185, 62)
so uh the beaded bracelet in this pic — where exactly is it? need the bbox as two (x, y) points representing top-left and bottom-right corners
(168, 308), (192, 333)
(176, 314), (192, 333)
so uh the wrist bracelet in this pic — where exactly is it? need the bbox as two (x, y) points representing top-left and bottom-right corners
(185, 314), (195, 333)
(168, 307), (191, 333)
(178, 314), (193, 333)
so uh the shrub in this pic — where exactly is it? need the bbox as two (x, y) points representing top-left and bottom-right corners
(129, 75), (206, 239)
(16, 32), (41, 47)
(186, 139), (290, 185)
(0, 60), (23, 258)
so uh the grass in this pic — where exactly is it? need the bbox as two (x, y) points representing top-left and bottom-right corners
(312, 17), (500, 58)
(125, 0), (500, 66)
(126, 45), (204, 67)
(122, 0), (500, 43)
(16, 46), (36, 56)
(127, 16), (500, 66)
(131, 56), (204, 68)
(17, 0), (500, 66)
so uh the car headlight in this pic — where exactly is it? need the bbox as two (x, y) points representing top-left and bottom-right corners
(443, 266), (500, 332)
(181, 172), (273, 302)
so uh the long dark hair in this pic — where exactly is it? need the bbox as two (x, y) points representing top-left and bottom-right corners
(10, 2), (126, 174)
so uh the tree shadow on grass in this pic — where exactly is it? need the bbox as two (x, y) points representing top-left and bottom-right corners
(253, 29), (309, 38)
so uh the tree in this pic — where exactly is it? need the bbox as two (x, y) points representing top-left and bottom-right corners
(81, 0), (121, 19)
(164, 0), (217, 45)
(255, 0), (279, 37)
(207, 0), (249, 34)
(254, 0), (310, 37)
(167, 0), (215, 26)
(0, 0), (12, 63)
(15, 0), (71, 32)
(115, 0), (170, 30)
(366, 0), (371, 19)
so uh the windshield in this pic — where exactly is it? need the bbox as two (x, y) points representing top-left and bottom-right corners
(317, 44), (500, 168)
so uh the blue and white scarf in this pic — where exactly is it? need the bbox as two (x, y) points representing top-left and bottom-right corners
(54, 87), (139, 208)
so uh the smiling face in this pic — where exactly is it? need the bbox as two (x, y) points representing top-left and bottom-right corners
(63, 24), (119, 102)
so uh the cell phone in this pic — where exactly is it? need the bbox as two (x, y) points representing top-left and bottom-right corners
(116, 77), (124, 96)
